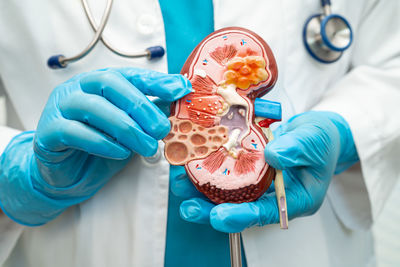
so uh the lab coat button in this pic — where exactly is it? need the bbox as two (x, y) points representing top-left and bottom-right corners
(142, 146), (161, 164)
(136, 14), (156, 35)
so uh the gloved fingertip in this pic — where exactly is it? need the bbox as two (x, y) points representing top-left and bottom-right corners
(170, 75), (192, 101)
(264, 142), (284, 170)
(152, 98), (171, 117)
(112, 146), (132, 160)
(180, 202), (201, 220)
(95, 141), (131, 160)
(170, 176), (202, 199)
(180, 74), (192, 91)
(156, 118), (172, 140)
(180, 198), (213, 224)
(210, 203), (258, 233)
(139, 140), (158, 157)
(180, 75), (192, 87)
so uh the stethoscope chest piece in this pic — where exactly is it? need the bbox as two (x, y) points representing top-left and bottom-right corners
(303, 1), (353, 64)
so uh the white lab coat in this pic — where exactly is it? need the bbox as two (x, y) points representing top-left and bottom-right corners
(0, 0), (399, 266)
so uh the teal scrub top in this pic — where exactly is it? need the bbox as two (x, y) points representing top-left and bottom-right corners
(158, 0), (247, 266)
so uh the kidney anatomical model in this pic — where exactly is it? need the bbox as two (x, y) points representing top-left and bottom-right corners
(163, 27), (278, 204)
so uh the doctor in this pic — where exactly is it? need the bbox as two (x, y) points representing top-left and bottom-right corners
(0, 0), (399, 266)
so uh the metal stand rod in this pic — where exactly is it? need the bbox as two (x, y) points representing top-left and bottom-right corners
(229, 232), (242, 267)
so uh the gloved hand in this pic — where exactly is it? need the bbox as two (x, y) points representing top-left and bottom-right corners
(0, 68), (191, 226)
(172, 111), (359, 233)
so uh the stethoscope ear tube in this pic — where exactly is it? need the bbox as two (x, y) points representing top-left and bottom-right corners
(146, 46), (165, 59)
(47, 55), (67, 69)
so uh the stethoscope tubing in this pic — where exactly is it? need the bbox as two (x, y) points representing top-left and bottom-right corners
(81, 0), (150, 58)
(59, 0), (113, 67)
(48, 0), (164, 69)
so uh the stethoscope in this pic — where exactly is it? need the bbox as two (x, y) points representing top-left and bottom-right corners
(47, 0), (165, 69)
(48, 0), (353, 69)
(303, 0), (353, 63)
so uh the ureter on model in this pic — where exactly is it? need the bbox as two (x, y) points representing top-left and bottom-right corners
(223, 129), (241, 150)
(217, 83), (250, 157)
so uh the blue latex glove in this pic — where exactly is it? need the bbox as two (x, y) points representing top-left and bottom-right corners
(174, 111), (359, 233)
(0, 68), (191, 226)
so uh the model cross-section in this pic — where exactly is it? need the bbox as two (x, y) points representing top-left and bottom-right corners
(164, 27), (278, 204)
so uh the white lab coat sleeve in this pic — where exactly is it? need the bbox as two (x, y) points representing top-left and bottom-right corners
(0, 214), (23, 265)
(313, 0), (400, 224)
(0, 126), (24, 265)
(0, 77), (22, 150)
(0, 104), (24, 263)
(0, 126), (21, 154)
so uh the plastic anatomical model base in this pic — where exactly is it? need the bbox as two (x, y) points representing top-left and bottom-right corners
(164, 27), (278, 204)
